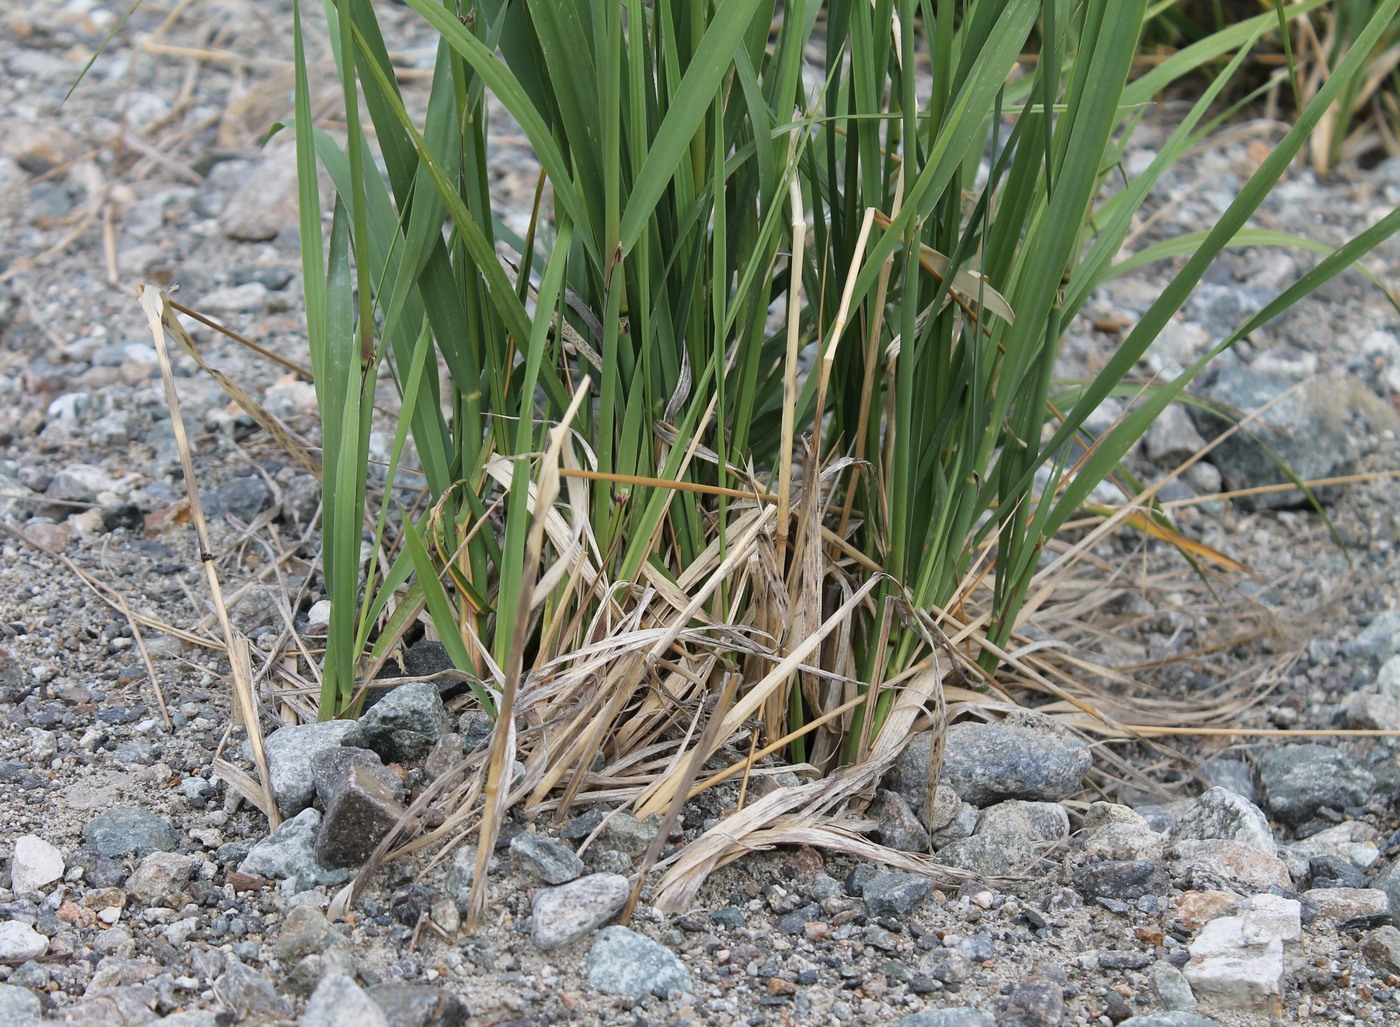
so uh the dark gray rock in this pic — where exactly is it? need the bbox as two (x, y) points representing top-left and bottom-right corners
(358, 682), (451, 762)
(237, 808), (349, 888)
(509, 832), (585, 885)
(1073, 860), (1171, 900)
(774, 902), (822, 935)
(299, 972), (386, 1027)
(214, 962), (293, 1020)
(203, 476), (275, 522)
(872, 789), (931, 852)
(1167, 787), (1276, 855)
(403, 640), (455, 678)
(862, 872), (931, 917)
(313, 746), (404, 808)
(936, 831), (1038, 877)
(1185, 367), (1366, 511)
(597, 811), (658, 858)
(585, 926), (691, 997)
(894, 1003), (990, 1026)
(260, 720), (366, 818)
(1309, 854), (1369, 890)
(1001, 975), (1065, 1027)
(531, 873), (630, 950)
(369, 983), (469, 1027)
(81, 807), (180, 858)
(1257, 744), (1374, 827)
(315, 764), (409, 869)
(938, 712), (1091, 806)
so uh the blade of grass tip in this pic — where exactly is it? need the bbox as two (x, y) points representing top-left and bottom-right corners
(776, 174), (806, 565)
(138, 285), (279, 828)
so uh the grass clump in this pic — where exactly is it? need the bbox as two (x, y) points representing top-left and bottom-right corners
(281, 0), (1400, 916)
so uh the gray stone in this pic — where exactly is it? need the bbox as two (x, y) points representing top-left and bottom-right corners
(82, 806), (180, 858)
(238, 808), (349, 888)
(510, 832), (585, 885)
(1001, 975), (1064, 1027)
(299, 973), (387, 1027)
(358, 682), (452, 762)
(936, 831), (1038, 877)
(1345, 691), (1400, 732)
(975, 800), (1070, 844)
(403, 640), (455, 678)
(369, 983), (469, 1027)
(1143, 403), (1208, 466)
(0, 921), (48, 960)
(918, 947), (973, 984)
(1305, 887), (1389, 923)
(214, 962), (293, 1020)
(597, 811), (658, 858)
(1167, 840), (1292, 893)
(203, 476), (275, 522)
(272, 904), (338, 962)
(1073, 860), (1171, 900)
(1186, 367), (1371, 511)
(1081, 803), (1166, 862)
(1119, 1016), (1225, 1027)
(315, 765), (409, 869)
(1167, 787), (1276, 855)
(1198, 759), (1255, 802)
(872, 789), (930, 852)
(1348, 610), (1400, 668)
(892, 1006), (993, 1027)
(1362, 925), (1400, 974)
(125, 851), (198, 907)
(531, 873), (630, 950)
(862, 872), (931, 917)
(46, 463), (119, 503)
(585, 925), (691, 997)
(1257, 744), (1374, 827)
(313, 745), (404, 808)
(0, 984), (42, 1027)
(55, 985), (159, 1026)
(885, 732), (937, 810)
(1371, 858), (1400, 923)
(1149, 960), (1197, 1012)
(220, 139), (299, 241)
(10, 835), (64, 893)
(938, 712), (1091, 806)
(257, 720), (366, 817)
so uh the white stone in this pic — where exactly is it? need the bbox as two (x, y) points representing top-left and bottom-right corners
(1184, 915), (1283, 1008)
(0, 921), (49, 961)
(1240, 894), (1301, 944)
(10, 835), (64, 893)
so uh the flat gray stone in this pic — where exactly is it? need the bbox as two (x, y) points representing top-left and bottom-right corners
(872, 789), (931, 852)
(510, 832), (585, 885)
(82, 806), (180, 858)
(238, 808), (349, 889)
(1119, 1016), (1225, 1027)
(369, 983), (469, 1027)
(214, 963), (292, 1020)
(531, 873), (630, 950)
(219, 139), (298, 241)
(125, 851), (198, 907)
(892, 1008), (994, 1027)
(1074, 860), (1171, 900)
(1258, 744), (1374, 828)
(937, 831), (1038, 877)
(1362, 925), (1400, 974)
(938, 712), (1091, 806)
(1167, 787), (1276, 855)
(975, 800), (1070, 844)
(585, 926), (691, 996)
(862, 872), (931, 917)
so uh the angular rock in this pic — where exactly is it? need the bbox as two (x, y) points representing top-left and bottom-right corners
(531, 873), (630, 950)
(1198, 759), (1255, 802)
(300, 973), (387, 1027)
(597, 811), (658, 858)
(216, 962), (293, 1020)
(509, 832), (585, 885)
(125, 851), (198, 907)
(219, 140), (299, 241)
(54, 984), (159, 1026)
(1305, 887), (1389, 923)
(313, 746), (404, 807)
(1167, 787), (1276, 855)
(862, 872), (931, 918)
(1362, 925), (1400, 974)
(938, 712), (1091, 806)
(203, 476), (275, 522)
(358, 682), (451, 763)
(369, 983), (469, 1027)
(81, 807), (180, 859)
(1257, 744), (1373, 828)
(1183, 915), (1284, 1009)
(1349, 611), (1400, 668)
(238, 808), (349, 888)
(273, 904), (338, 962)
(315, 765), (409, 869)
(0, 921), (48, 961)
(975, 800), (1070, 844)
(1080, 803), (1166, 862)
(1001, 975), (1064, 1027)
(1345, 691), (1400, 732)
(1239, 894), (1301, 943)
(872, 789), (931, 852)
(1074, 860), (1170, 901)
(257, 720), (365, 818)
(1168, 840), (1292, 893)
(938, 832), (1038, 877)
(10, 835), (64, 893)
(585, 926), (691, 997)
(1148, 960), (1197, 1012)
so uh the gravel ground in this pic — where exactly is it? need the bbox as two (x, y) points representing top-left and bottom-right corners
(2, 3), (1400, 1026)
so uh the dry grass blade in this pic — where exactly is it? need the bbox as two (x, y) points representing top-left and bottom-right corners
(138, 284), (279, 828)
